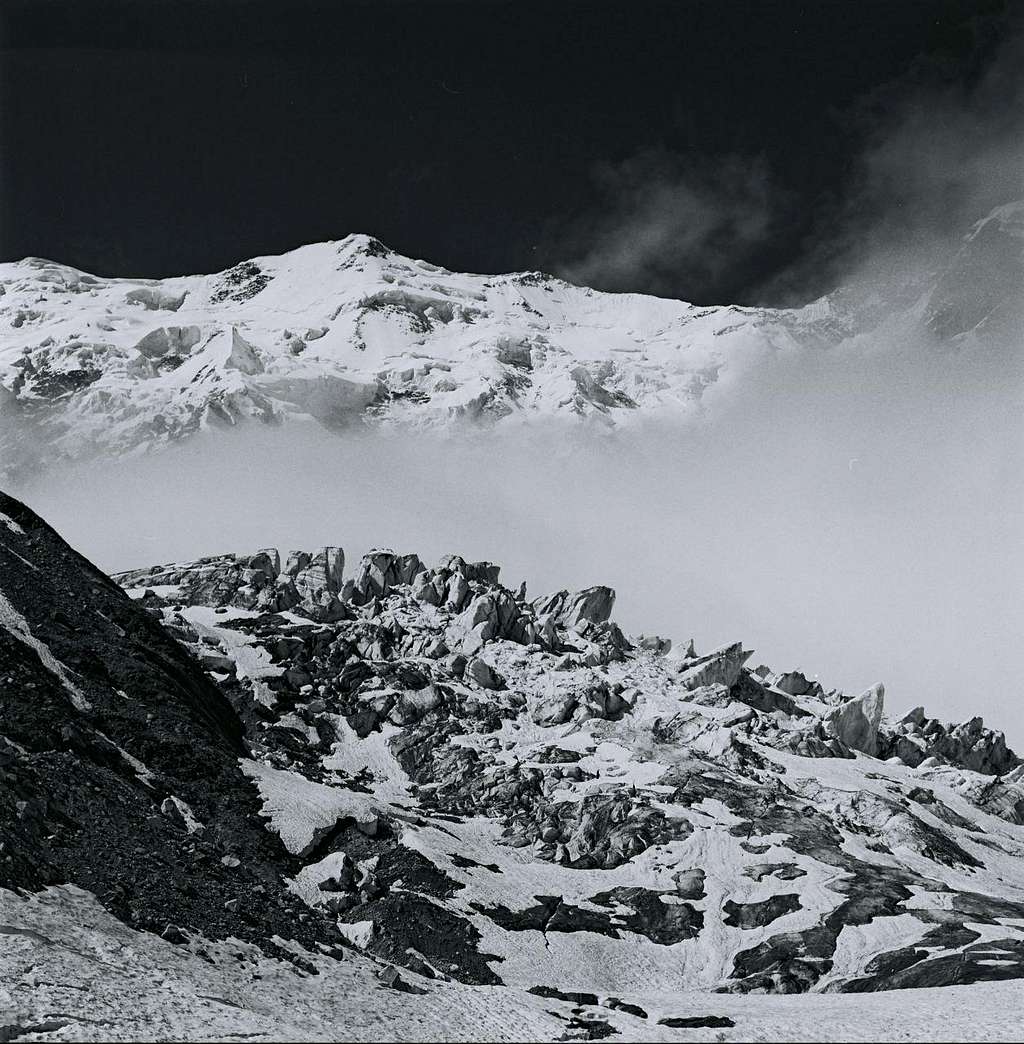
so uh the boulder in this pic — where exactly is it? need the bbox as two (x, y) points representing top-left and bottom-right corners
(676, 642), (751, 691)
(563, 586), (615, 628)
(285, 550), (311, 575)
(532, 691), (579, 726)
(460, 588), (530, 646)
(346, 550), (423, 604)
(411, 570), (442, 606)
(672, 868), (706, 900)
(532, 586), (616, 630)
(536, 614), (559, 649)
(159, 795), (203, 834)
(466, 561), (501, 584)
(776, 671), (815, 697)
(248, 548), (281, 577)
(199, 651), (236, 674)
(305, 590), (347, 622)
(292, 546), (345, 600)
(391, 686), (444, 725)
(464, 656), (504, 690)
(445, 573), (470, 611)
(824, 683), (885, 756)
(731, 672), (805, 717)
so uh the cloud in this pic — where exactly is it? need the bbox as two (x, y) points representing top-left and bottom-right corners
(549, 149), (788, 304)
(3, 12), (1021, 756)
(547, 13), (1024, 308)
(10, 318), (1023, 748)
(760, 16), (1024, 304)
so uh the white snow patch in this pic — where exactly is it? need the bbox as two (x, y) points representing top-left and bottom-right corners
(0, 589), (91, 711)
(94, 729), (156, 786)
(0, 511), (24, 533)
(337, 919), (375, 948)
(240, 759), (382, 857)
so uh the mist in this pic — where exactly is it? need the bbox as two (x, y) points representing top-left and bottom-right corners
(760, 15), (1024, 310)
(547, 16), (1024, 309)
(11, 313), (1022, 745)
(550, 149), (787, 305)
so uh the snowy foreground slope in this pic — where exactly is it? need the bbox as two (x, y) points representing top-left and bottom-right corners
(0, 201), (1020, 474)
(6, 887), (1024, 1043)
(4, 489), (1024, 1041)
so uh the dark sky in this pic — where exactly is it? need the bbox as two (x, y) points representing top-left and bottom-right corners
(0, 0), (1014, 303)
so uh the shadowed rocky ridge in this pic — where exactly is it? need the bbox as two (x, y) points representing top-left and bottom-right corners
(0, 491), (340, 960)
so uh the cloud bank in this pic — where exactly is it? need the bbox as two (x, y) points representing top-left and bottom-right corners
(764, 14), (1024, 305)
(549, 14), (1024, 307)
(12, 310), (1022, 745)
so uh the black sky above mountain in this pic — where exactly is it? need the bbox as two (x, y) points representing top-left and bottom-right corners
(0, 0), (1015, 304)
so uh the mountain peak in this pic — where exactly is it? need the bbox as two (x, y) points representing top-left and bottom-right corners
(0, 206), (1015, 478)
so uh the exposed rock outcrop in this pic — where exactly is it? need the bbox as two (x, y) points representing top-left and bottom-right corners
(0, 491), (336, 955)
(880, 707), (1020, 774)
(6, 488), (1024, 1011)
(824, 683), (885, 756)
(677, 642), (752, 691)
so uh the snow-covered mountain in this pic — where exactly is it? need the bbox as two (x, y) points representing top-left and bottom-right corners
(5, 489), (1024, 1040)
(0, 235), (785, 471)
(1, 202), (1019, 475)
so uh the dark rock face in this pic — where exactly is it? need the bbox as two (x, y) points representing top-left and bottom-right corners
(722, 894), (802, 929)
(475, 888), (702, 947)
(659, 1015), (736, 1029)
(0, 491), (332, 954)
(475, 895), (622, 941)
(345, 891), (502, 986)
(776, 671), (816, 697)
(839, 938), (1024, 992)
(588, 887), (704, 944)
(879, 707), (1021, 776)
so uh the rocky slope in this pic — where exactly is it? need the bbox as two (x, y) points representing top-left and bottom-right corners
(5, 489), (1024, 1041)
(107, 540), (1024, 999)
(0, 491), (341, 960)
(1, 201), (1019, 476)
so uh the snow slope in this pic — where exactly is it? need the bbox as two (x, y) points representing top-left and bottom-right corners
(0, 235), (791, 470)
(6, 885), (1024, 1043)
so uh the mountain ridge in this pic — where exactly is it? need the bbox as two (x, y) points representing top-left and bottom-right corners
(2, 202), (1019, 477)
